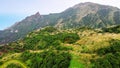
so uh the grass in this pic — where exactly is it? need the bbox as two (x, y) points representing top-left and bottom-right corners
(69, 54), (85, 68)
(69, 59), (85, 68)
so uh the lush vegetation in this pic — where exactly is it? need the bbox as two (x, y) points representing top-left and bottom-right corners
(92, 39), (120, 68)
(0, 27), (79, 68)
(23, 27), (79, 50)
(0, 27), (120, 68)
(21, 50), (71, 68)
(103, 25), (120, 33)
(6, 63), (22, 68)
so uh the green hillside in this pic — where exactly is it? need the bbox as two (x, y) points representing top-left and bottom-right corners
(0, 26), (120, 68)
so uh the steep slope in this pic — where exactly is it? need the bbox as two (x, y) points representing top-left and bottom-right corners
(0, 2), (120, 44)
(0, 12), (41, 44)
(57, 2), (120, 28)
(0, 12), (60, 44)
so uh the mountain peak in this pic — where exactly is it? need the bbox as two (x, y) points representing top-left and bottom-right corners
(25, 12), (41, 21)
(35, 12), (40, 16)
(80, 2), (96, 5)
(73, 2), (119, 10)
(74, 2), (98, 7)
(71, 2), (101, 11)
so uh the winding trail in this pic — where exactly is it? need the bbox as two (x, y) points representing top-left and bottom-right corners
(0, 60), (27, 68)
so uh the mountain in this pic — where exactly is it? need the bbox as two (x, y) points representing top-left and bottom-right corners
(57, 2), (120, 28)
(0, 2), (120, 44)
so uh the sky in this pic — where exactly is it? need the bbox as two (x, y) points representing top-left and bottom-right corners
(0, 0), (120, 30)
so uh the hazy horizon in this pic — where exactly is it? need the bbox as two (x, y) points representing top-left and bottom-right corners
(0, 0), (120, 30)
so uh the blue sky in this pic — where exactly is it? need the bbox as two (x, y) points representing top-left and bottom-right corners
(0, 0), (120, 30)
